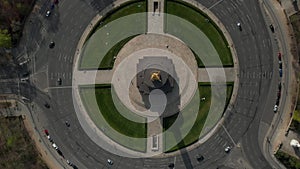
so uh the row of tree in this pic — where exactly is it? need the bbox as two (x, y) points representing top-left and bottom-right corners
(0, 0), (35, 48)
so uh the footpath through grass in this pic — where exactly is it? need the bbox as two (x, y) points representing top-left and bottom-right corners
(165, 0), (232, 67)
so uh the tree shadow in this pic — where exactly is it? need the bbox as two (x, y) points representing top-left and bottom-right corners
(293, 0), (299, 11)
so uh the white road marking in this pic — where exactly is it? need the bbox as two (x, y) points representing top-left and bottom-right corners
(208, 0), (224, 10)
(222, 125), (237, 146)
(48, 86), (73, 90)
(173, 156), (176, 169)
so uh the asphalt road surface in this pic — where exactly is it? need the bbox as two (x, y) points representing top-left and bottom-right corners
(5, 0), (284, 168)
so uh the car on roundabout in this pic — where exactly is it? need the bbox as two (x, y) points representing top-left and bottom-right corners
(225, 146), (231, 153)
(107, 159), (113, 165)
(196, 154), (204, 162)
(49, 41), (55, 49)
(237, 22), (242, 31)
(273, 105), (278, 113)
(46, 10), (51, 17)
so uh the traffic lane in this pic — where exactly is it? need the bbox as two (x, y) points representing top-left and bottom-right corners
(208, 1), (275, 168)
(242, 119), (270, 169)
(238, 66), (274, 167)
(45, 1), (115, 87)
(45, 0), (100, 87)
(48, 85), (232, 169)
(196, 0), (271, 168)
(44, 0), (274, 168)
(46, 88), (110, 169)
(192, 131), (232, 168)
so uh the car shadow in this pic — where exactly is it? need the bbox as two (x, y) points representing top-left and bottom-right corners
(292, 146), (300, 157)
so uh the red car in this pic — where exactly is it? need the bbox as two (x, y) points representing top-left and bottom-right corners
(44, 129), (49, 136)
(278, 52), (282, 61)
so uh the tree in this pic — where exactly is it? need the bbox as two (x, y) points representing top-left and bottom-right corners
(0, 29), (11, 48)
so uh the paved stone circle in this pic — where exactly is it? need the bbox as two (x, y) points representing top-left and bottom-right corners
(112, 33), (199, 118)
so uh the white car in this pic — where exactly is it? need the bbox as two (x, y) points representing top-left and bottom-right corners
(225, 146), (231, 153)
(46, 10), (51, 17)
(273, 105), (278, 112)
(107, 159), (113, 165)
(52, 143), (59, 150)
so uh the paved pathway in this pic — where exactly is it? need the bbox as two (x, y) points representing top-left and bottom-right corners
(75, 67), (235, 85)
(147, 0), (164, 33)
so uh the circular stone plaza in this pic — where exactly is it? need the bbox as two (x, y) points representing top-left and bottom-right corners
(71, 0), (237, 158)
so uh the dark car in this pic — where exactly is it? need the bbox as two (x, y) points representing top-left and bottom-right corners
(196, 155), (204, 162)
(279, 62), (282, 69)
(168, 163), (174, 168)
(269, 24), (275, 33)
(278, 82), (282, 90)
(57, 78), (62, 85)
(44, 103), (50, 108)
(49, 41), (55, 49)
(22, 72), (29, 77)
(56, 149), (64, 158)
(279, 69), (283, 77)
(65, 121), (70, 127)
(72, 165), (78, 169)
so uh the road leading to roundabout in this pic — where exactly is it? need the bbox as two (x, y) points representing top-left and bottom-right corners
(72, 0), (234, 158)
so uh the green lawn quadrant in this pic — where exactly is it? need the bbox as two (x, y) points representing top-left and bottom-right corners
(165, 0), (233, 67)
(79, 1), (147, 70)
(99, 35), (137, 69)
(80, 85), (147, 152)
(164, 83), (233, 152)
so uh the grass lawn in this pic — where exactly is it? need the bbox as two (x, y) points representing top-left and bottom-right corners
(95, 85), (147, 138)
(293, 110), (300, 122)
(92, 0), (147, 33)
(290, 110), (300, 133)
(79, 0), (147, 70)
(163, 84), (211, 152)
(164, 83), (233, 152)
(99, 35), (137, 69)
(165, 0), (232, 67)
(80, 85), (147, 152)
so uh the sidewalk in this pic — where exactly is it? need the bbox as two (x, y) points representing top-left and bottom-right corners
(262, 0), (299, 159)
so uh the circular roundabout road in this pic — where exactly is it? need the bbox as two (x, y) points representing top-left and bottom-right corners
(23, 0), (283, 168)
